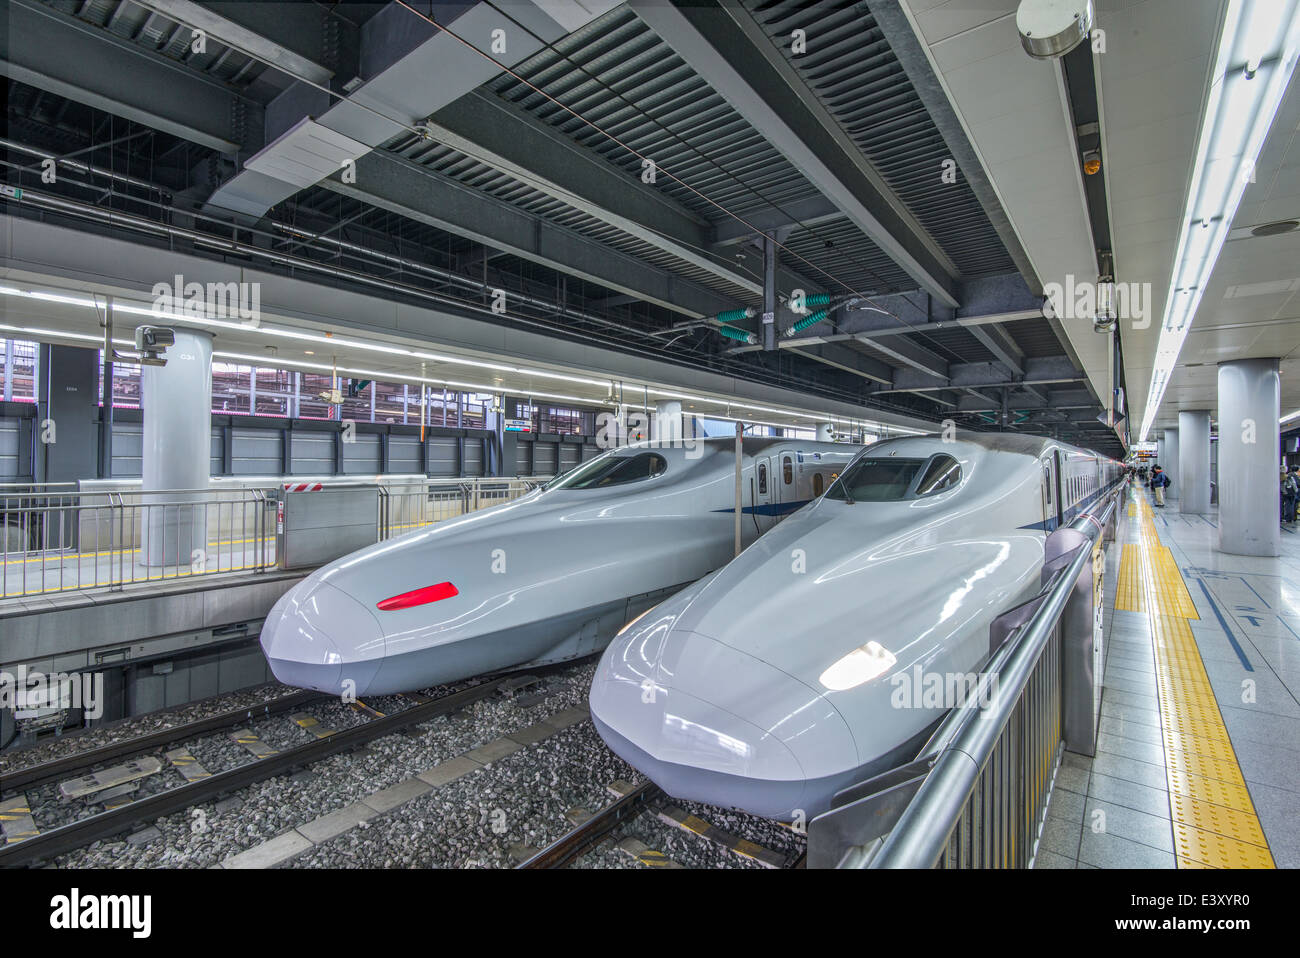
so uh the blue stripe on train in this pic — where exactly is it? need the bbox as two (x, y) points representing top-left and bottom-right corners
(1018, 475), (1127, 532)
(712, 499), (811, 517)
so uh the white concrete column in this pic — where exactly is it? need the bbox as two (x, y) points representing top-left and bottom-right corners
(1179, 411), (1212, 514)
(1218, 358), (1280, 557)
(654, 400), (682, 444)
(141, 328), (213, 567)
(816, 422), (834, 442)
(1161, 428), (1180, 499)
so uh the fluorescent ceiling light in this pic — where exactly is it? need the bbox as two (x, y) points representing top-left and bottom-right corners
(1139, 0), (1300, 442)
(0, 283), (919, 437)
(1282, 409), (1300, 424)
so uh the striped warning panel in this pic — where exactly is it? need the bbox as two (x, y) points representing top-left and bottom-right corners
(350, 700), (386, 719)
(0, 795), (39, 844)
(231, 729), (278, 759)
(165, 747), (212, 782)
(655, 805), (786, 868)
(1129, 494), (1274, 868)
(290, 713), (337, 739)
(615, 837), (683, 869)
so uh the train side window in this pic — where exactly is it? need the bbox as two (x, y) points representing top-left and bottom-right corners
(915, 454), (961, 496)
(547, 452), (667, 489)
(783, 456), (793, 485)
(1043, 465), (1053, 505)
(758, 462), (768, 494)
(813, 473), (824, 497)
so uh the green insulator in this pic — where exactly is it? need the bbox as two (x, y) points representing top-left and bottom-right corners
(789, 308), (830, 335)
(804, 293), (832, 308)
(715, 307), (755, 325)
(718, 326), (754, 343)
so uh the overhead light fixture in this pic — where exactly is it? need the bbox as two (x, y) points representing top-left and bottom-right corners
(1017, 0), (1095, 60)
(1082, 149), (1102, 175)
(1139, 0), (1300, 443)
(0, 283), (928, 437)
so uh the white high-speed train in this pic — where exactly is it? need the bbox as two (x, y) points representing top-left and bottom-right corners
(259, 438), (857, 696)
(590, 433), (1124, 820)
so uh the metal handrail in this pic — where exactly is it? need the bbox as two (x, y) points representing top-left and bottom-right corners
(864, 488), (1123, 868)
(2, 476), (542, 598)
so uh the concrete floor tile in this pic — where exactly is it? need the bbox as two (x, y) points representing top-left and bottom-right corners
(1090, 751), (1168, 791)
(1088, 771), (1172, 818)
(1032, 848), (1078, 869)
(1096, 731), (1167, 767)
(1039, 814), (1082, 859)
(1078, 831), (1176, 869)
(1082, 798), (1174, 853)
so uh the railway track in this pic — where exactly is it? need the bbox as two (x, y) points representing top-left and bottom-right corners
(0, 689), (325, 796)
(518, 779), (805, 870)
(0, 680), (505, 868)
(517, 780), (664, 869)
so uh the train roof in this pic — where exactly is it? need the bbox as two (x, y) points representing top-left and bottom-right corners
(870, 432), (1118, 461)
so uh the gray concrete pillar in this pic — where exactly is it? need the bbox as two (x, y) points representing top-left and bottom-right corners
(141, 328), (213, 567)
(1218, 358), (1280, 557)
(1179, 410), (1212, 514)
(816, 422), (834, 442)
(1161, 428), (1179, 499)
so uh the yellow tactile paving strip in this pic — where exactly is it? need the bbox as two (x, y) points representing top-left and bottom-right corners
(1120, 494), (1274, 868)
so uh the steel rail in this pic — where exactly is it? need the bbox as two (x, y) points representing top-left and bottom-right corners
(516, 781), (663, 870)
(0, 679), (504, 868)
(0, 689), (325, 795)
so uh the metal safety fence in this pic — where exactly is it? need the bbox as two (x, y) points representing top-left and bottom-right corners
(1, 477), (543, 598)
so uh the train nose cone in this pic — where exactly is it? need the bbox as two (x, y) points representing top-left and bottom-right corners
(591, 628), (855, 820)
(260, 580), (384, 696)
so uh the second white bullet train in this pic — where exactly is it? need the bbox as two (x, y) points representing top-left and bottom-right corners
(260, 437), (857, 696)
(590, 433), (1124, 820)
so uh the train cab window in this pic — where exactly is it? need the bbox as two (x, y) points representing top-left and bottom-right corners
(813, 473), (824, 497)
(783, 456), (793, 485)
(547, 452), (667, 490)
(758, 462), (768, 494)
(915, 455), (961, 496)
(825, 457), (925, 502)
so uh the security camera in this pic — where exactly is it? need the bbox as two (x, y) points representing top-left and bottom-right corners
(134, 325), (175, 366)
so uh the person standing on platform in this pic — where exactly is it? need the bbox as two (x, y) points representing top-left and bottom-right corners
(1283, 465), (1299, 524)
(1150, 465), (1170, 507)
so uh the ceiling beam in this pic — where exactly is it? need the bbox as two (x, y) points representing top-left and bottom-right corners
(712, 194), (844, 246)
(128, 0), (335, 86)
(424, 91), (762, 297)
(321, 152), (739, 318)
(629, 0), (960, 307)
(856, 334), (949, 382)
(886, 355), (1083, 393)
(957, 388), (1096, 413)
(785, 342), (893, 386)
(1, 0), (262, 154)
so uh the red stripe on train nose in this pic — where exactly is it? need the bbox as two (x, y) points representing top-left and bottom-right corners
(376, 581), (459, 611)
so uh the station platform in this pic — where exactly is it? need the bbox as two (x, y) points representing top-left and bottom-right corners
(0, 538), (275, 599)
(1036, 488), (1298, 868)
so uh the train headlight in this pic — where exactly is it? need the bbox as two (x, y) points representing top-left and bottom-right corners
(819, 641), (897, 691)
